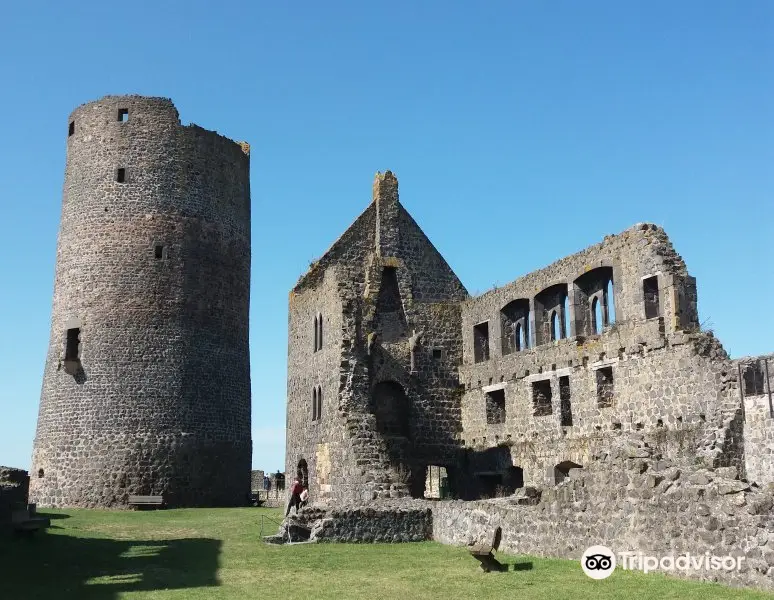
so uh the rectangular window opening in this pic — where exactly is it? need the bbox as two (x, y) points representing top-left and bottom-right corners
(596, 366), (614, 408)
(116, 168), (126, 183)
(559, 375), (572, 426)
(743, 362), (766, 396)
(432, 348), (443, 360)
(643, 276), (660, 319)
(473, 322), (490, 363)
(485, 389), (506, 425)
(68, 121), (75, 136)
(65, 327), (81, 361)
(118, 108), (129, 122)
(154, 244), (164, 260)
(532, 380), (552, 417)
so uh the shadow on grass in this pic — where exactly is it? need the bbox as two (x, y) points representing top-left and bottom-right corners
(0, 526), (220, 600)
(511, 561), (533, 571)
(37, 511), (70, 520)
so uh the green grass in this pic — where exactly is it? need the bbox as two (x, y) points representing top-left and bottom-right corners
(0, 508), (771, 600)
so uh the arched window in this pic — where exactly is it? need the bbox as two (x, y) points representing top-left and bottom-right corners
(591, 296), (602, 334)
(606, 279), (615, 324)
(313, 316), (318, 352)
(551, 311), (561, 341)
(514, 322), (524, 351)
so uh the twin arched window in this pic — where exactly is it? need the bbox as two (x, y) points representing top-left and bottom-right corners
(312, 386), (322, 421)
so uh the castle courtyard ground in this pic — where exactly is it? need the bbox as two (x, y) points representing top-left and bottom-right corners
(0, 507), (771, 600)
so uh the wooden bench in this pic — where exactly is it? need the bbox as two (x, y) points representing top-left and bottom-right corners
(469, 526), (506, 572)
(128, 495), (165, 509)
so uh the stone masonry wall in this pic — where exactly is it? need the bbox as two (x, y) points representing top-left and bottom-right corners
(740, 354), (774, 486)
(431, 440), (774, 591)
(0, 467), (29, 536)
(31, 96), (252, 508)
(458, 224), (744, 489)
(287, 172), (469, 504)
(290, 438), (774, 591)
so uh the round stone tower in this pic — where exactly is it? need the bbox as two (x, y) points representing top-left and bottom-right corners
(30, 95), (252, 508)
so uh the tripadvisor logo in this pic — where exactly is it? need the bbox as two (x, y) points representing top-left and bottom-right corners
(581, 545), (746, 579)
(581, 545), (616, 580)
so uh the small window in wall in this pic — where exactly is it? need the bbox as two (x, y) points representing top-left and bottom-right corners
(318, 313), (323, 350)
(606, 279), (616, 323)
(643, 276), (660, 319)
(116, 168), (126, 183)
(596, 367), (614, 408)
(68, 121), (75, 136)
(424, 465), (449, 499)
(532, 380), (552, 416)
(550, 311), (561, 341)
(317, 386), (322, 420)
(312, 387), (318, 421)
(37, 469), (44, 478)
(485, 389), (506, 424)
(65, 327), (81, 361)
(154, 244), (164, 260)
(554, 461), (582, 485)
(591, 296), (603, 334)
(118, 108), (129, 122)
(743, 362), (766, 396)
(473, 322), (490, 363)
(559, 376), (572, 426)
(313, 316), (318, 352)
(432, 348), (443, 360)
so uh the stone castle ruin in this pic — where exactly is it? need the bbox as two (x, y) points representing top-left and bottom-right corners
(31, 96), (252, 508)
(286, 171), (774, 588)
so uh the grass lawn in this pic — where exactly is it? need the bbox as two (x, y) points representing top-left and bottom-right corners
(0, 507), (771, 600)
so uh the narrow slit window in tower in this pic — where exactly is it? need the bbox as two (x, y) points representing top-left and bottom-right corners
(116, 168), (126, 183)
(68, 121), (75, 136)
(154, 244), (164, 259)
(65, 327), (81, 361)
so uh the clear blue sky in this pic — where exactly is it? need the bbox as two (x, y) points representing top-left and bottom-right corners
(0, 1), (772, 473)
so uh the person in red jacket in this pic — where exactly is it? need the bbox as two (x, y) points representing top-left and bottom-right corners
(285, 477), (303, 517)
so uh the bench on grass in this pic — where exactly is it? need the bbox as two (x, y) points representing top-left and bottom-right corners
(128, 495), (165, 509)
(469, 526), (506, 572)
(11, 507), (50, 535)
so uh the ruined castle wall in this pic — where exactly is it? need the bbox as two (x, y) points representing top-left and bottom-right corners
(458, 224), (741, 487)
(286, 268), (345, 503)
(740, 354), (774, 486)
(431, 449), (774, 591)
(287, 173), (469, 503)
(31, 96), (251, 508)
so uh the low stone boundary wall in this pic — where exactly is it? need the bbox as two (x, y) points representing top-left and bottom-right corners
(292, 440), (774, 592)
(0, 467), (30, 536)
(292, 504), (432, 543)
